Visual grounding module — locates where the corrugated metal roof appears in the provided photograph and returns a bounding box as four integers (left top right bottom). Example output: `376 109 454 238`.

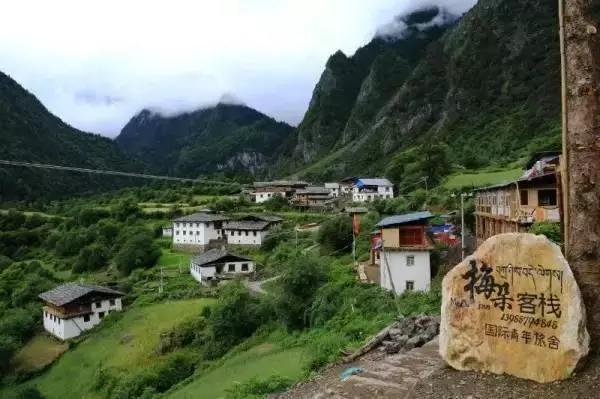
356 178 393 187
39 283 124 306
172 213 229 222
324 183 340 189
191 249 251 267
376 211 434 227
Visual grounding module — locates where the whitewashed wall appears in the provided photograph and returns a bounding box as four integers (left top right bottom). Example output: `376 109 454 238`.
225 230 268 246
379 251 430 295
173 222 222 246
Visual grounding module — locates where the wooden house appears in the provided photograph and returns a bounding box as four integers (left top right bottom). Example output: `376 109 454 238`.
252 180 308 203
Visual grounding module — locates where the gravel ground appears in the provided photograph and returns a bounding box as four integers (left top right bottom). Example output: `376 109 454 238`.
410 351 600 399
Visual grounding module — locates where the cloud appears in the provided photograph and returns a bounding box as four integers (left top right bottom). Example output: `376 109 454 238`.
0 0 476 137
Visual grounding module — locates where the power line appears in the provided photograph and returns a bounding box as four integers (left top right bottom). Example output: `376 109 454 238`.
0 159 239 186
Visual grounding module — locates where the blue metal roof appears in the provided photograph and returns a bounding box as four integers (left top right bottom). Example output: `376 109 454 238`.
376 211 434 228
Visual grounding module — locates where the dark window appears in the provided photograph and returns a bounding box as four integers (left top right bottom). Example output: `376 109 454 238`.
406 281 415 291
406 255 415 266
241 263 249 271
399 228 423 246
245 231 248 236
538 189 557 206
84 314 90 322
95 302 102 308
253 231 257 236
520 190 529 206
228 264 235 272
99 312 105 319
109 299 116 306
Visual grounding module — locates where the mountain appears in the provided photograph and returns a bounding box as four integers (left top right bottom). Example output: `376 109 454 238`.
0 71 141 200
116 103 294 178
283 1 567 185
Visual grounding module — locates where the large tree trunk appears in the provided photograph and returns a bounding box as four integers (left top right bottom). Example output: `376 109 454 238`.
564 0 600 344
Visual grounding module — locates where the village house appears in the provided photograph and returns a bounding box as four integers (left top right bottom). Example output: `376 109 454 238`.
39 283 124 340
339 177 357 195
252 180 308 203
172 212 229 251
376 211 435 295
474 152 561 246
223 214 282 246
292 186 333 209
352 178 394 202
162 226 173 238
324 182 340 197
190 249 255 285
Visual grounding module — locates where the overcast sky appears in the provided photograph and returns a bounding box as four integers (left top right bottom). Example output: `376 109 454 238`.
0 0 476 137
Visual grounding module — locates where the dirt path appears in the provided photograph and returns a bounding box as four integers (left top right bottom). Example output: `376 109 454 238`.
274 338 442 399
245 275 281 295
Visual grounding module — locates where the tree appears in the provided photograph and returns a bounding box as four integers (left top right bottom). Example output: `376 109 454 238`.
563 0 600 342
114 232 160 275
274 256 327 329
74 243 109 272
317 216 353 253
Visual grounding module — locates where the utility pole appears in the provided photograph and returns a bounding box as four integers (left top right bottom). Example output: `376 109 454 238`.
561 0 600 342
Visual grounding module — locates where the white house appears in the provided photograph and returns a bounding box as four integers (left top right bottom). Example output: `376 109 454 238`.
324 183 340 198
172 213 229 251
223 215 283 246
376 211 434 295
162 226 173 238
253 181 308 203
39 283 124 340
352 178 394 202
190 249 255 285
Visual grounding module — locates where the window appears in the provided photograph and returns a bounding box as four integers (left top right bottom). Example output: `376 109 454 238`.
241 263 249 271
109 299 116 306
399 228 423 246
84 314 90 322
183 230 187 235
95 302 102 308
58 318 61 325
538 189 557 206
386 187 390 192
245 231 248 236
405 281 415 291
253 231 257 236
98 312 105 319
406 255 415 266
176 230 179 235
196 231 200 235
520 190 529 206
228 264 235 272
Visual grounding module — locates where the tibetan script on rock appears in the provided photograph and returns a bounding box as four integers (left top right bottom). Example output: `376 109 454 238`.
439 233 589 383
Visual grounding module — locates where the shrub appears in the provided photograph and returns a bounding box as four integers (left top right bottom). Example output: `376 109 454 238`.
0 334 17 373
225 376 293 399
203 283 265 359
74 243 109 272
274 256 327 330
317 216 352 253
157 317 208 354
114 232 161 275
262 196 289 211
7 386 45 399
529 221 561 245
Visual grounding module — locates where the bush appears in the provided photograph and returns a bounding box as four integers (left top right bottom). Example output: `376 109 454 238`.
529 221 561 245
0 334 17 373
262 196 289 211
274 256 327 330
203 283 265 359
157 316 208 354
317 216 352 253
114 232 161 275
74 243 109 272
7 386 45 399
226 376 293 399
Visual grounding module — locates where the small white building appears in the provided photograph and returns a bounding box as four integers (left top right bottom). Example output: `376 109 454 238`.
253 181 308 203
172 213 229 251
324 183 340 198
352 178 394 202
162 226 173 238
190 249 255 285
376 212 434 295
39 283 124 340
223 215 283 246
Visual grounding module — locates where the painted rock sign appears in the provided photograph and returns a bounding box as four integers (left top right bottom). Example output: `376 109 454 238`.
439 233 589 383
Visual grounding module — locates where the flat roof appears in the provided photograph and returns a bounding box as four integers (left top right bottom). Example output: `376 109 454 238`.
376 211 434 228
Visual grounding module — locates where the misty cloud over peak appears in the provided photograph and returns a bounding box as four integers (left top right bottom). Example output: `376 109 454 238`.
0 0 476 137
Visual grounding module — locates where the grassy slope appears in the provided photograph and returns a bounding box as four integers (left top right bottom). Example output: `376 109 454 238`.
168 344 307 399
9 299 212 399
10 335 69 373
443 168 522 190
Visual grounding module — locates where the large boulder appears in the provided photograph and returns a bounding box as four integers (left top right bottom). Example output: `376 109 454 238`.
439 233 589 383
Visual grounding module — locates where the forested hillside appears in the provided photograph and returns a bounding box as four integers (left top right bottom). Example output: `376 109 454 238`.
0 71 142 201
116 104 294 179
280 0 567 189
